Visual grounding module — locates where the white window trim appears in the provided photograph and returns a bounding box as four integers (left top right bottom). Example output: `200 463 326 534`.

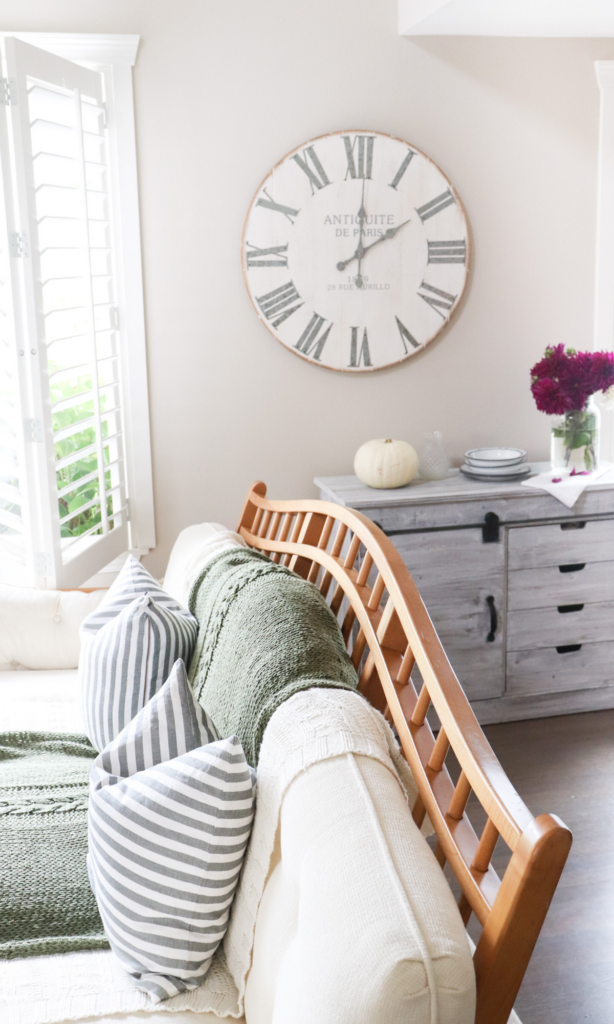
0 31 155 567
594 61 614 463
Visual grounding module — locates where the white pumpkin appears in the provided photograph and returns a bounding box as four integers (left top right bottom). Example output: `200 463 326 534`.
354 438 419 490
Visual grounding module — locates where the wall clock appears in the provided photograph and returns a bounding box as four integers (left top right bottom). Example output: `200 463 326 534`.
241 130 469 373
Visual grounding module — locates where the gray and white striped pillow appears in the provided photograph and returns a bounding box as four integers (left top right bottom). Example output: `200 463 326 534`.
88 659 256 1003
80 557 198 751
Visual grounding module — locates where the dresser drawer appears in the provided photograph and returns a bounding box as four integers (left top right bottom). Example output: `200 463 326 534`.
508 518 614 570
507 641 614 695
393 527 503 585
413 644 504 702
421 580 504 651
415 581 505 701
507 601 614 651
508 561 614 611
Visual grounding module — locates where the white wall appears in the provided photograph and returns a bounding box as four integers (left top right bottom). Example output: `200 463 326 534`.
1 0 613 575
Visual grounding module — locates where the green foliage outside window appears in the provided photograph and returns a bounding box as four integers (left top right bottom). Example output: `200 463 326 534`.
51 373 113 539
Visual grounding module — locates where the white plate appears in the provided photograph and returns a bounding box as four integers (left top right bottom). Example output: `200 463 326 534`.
465 447 526 468
460 464 531 481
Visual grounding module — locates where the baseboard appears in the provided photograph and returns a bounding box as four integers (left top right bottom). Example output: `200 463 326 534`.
471 683 614 726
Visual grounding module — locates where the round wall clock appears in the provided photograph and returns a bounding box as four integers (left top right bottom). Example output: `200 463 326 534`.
241 130 469 373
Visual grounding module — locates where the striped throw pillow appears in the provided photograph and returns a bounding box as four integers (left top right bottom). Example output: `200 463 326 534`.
88 659 256 1003
80 556 198 751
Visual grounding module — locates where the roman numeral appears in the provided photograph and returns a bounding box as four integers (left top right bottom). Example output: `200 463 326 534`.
292 146 331 194
389 149 415 190
295 313 333 362
256 281 304 328
416 189 456 222
349 327 372 368
427 239 466 264
395 316 420 354
417 281 457 320
246 242 289 268
342 135 374 179
256 188 300 224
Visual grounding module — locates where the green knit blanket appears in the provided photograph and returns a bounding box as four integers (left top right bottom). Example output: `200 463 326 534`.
188 548 358 766
0 732 109 960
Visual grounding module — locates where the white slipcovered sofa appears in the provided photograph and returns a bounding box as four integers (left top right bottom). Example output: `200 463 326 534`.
0 524 481 1024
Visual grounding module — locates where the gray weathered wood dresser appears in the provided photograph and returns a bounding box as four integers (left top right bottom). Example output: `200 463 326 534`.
315 465 614 724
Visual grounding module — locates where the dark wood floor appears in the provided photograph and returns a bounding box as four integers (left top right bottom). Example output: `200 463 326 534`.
466 709 614 1024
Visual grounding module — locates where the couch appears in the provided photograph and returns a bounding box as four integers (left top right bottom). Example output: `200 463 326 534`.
1 483 570 1023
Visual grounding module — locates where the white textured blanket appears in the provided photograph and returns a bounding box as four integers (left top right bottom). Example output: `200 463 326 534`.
1 689 420 1024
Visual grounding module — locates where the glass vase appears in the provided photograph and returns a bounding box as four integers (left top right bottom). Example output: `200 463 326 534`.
419 431 450 481
550 397 601 472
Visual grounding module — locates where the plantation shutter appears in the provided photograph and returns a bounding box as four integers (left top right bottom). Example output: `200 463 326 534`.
0 37 130 587
0 152 27 586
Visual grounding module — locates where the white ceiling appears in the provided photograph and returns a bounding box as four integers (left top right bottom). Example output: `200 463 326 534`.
399 0 614 37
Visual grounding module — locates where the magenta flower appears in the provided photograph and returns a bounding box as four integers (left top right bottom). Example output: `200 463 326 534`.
531 377 569 415
530 345 614 413
590 351 614 391
531 344 569 381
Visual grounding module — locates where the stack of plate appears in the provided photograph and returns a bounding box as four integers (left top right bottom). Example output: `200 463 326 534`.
461 448 531 482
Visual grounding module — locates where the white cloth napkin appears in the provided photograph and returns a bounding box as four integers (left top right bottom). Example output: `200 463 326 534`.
521 461 614 508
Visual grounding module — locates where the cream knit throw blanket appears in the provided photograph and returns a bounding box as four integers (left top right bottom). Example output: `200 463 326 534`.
0 690 420 1024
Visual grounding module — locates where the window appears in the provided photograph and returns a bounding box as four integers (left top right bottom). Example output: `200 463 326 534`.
0 34 154 588
595 61 614 464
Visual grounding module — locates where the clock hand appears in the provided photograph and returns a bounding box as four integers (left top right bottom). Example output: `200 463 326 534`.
354 179 367 288
336 218 412 273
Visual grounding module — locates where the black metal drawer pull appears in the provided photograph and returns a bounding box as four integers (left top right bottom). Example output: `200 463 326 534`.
560 521 586 531
486 595 497 642
482 512 500 543
557 603 584 614
556 644 583 654
558 563 586 573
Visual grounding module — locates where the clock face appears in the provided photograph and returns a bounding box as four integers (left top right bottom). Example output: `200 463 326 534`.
242 130 469 372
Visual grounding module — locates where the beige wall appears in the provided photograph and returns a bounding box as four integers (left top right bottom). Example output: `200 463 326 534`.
2 0 614 575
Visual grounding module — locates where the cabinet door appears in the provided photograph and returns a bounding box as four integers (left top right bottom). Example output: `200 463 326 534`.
393 529 505 701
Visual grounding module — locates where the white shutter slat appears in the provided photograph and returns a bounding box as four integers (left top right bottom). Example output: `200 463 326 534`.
3 36 128 586
0 79 29 585
57 455 123 500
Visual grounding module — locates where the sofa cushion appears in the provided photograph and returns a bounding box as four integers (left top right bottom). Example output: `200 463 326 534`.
88 660 256 1004
244 751 476 1024
0 669 82 733
0 585 106 671
80 557 198 751
163 523 246 608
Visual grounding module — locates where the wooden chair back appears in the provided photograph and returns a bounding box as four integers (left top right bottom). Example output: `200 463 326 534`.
237 481 572 1024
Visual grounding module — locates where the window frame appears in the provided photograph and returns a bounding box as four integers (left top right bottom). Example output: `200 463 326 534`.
594 61 614 463
0 32 154 587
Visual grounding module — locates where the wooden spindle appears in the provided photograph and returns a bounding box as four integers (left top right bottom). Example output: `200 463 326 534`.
252 506 263 535
344 533 361 570
428 728 450 773
342 604 357 644
282 513 304 566
448 770 471 821
259 509 272 539
367 573 386 610
397 645 415 686
330 581 345 616
356 551 373 587
472 819 499 874
268 511 281 540
411 681 431 726
351 628 368 668
319 515 335 551
330 521 348 558
271 512 292 563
